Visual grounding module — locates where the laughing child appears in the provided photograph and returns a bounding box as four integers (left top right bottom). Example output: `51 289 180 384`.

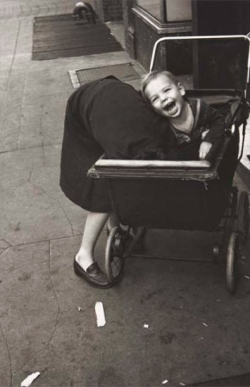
141 71 225 160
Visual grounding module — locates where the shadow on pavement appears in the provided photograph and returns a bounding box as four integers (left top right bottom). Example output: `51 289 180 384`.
189 372 250 386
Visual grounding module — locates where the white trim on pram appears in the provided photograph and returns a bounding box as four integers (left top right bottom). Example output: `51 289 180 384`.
95 158 211 169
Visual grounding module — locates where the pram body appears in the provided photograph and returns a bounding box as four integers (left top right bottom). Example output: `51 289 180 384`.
88 36 250 294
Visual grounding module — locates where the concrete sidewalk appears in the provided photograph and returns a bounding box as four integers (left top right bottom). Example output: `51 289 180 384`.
0 2 250 387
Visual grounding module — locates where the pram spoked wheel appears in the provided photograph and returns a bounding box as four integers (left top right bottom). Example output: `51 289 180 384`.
105 226 125 283
238 191 249 243
226 232 240 294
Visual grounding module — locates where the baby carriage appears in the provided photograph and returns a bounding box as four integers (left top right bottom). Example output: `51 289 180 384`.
88 35 250 294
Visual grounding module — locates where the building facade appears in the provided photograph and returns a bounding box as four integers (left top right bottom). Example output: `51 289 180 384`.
94 0 193 73
94 0 250 84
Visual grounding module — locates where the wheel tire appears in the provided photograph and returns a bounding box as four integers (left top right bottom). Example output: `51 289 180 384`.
226 232 240 294
238 191 249 243
105 226 125 283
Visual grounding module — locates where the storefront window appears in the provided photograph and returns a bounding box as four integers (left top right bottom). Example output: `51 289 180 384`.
135 0 192 24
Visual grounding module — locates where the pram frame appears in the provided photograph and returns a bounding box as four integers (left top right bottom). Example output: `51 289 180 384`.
88 35 250 294
149 34 250 97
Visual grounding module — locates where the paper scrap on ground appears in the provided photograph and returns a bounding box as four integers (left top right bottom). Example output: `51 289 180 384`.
21 372 40 387
95 301 106 327
143 324 149 328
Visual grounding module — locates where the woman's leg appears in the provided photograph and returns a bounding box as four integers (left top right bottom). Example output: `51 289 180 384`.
76 211 110 270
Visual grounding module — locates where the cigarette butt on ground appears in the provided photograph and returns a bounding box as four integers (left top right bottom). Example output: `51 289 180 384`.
162 380 168 384
143 324 149 328
21 372 40 387
95 301 106 327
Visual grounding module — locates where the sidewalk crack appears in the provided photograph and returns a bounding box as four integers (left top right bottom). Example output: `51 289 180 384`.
0 246 11 257
17 64 27 151
0 20 21 121
39 103 46 161
0 321 13 387
18 69 45 154
0 239 12 256
28 167 75 236
12 241 61 377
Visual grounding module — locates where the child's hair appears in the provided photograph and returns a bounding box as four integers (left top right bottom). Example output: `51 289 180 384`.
141 70 178 103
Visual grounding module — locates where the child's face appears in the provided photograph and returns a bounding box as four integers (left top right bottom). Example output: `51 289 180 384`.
145 74 186 118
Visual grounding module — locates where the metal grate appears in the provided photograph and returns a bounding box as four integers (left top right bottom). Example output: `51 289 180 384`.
69 63 141 88
33 16 123 61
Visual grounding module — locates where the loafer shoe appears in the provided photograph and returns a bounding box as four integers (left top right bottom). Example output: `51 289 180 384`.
73 258 112 288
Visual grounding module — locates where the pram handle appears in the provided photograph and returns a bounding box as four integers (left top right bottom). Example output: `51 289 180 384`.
149 34 250 97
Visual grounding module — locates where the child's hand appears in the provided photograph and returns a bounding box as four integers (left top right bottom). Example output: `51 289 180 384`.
199 141 212 159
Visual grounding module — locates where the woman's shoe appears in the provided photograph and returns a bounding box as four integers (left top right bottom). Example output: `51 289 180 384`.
73 258 112 288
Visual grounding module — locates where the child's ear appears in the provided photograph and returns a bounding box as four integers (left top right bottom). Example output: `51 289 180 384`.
178 82 186 96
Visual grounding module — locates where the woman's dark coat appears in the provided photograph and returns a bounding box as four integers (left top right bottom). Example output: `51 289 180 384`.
60 77 165 212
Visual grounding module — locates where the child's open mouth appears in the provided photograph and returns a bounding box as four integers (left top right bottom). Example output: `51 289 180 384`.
164 101 178 115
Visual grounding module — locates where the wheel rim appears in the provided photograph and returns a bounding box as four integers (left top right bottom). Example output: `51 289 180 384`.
226 232 240 294
105 227 125 283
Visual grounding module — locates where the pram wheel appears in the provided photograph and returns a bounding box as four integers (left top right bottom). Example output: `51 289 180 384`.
226 232 240 294
238 191 249 243
105 226 125 283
